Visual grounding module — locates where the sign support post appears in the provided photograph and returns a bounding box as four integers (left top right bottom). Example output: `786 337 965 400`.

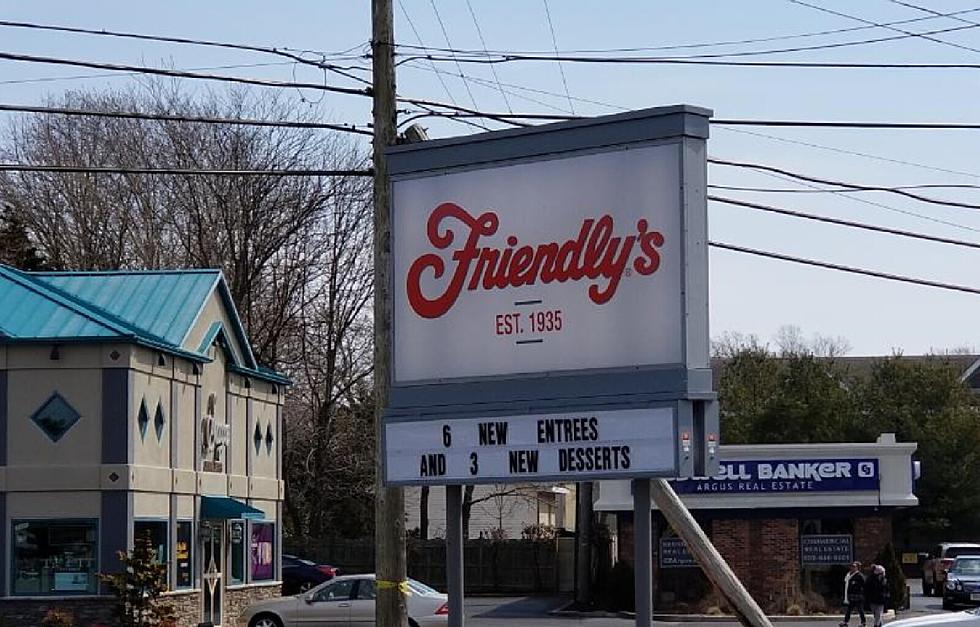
445 485 465 627
633 479 653 627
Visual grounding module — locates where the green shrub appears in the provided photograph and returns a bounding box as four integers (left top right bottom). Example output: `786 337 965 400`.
875 542 908 610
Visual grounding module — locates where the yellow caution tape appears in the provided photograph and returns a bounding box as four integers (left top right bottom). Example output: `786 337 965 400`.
376 579 412 595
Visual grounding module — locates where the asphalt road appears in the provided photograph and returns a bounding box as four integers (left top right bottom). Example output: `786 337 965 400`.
462 580 955 626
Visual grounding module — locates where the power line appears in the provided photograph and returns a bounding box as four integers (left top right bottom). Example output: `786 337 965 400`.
428 0 479 109
715 119 980 129
741 164 980 234
404 52 980 70
0 61 299 87
464 0 512 114
392 7 980 56
710 183 980 193
0 50 370 97
398 0 459 108
710 241 980 296
710 195 980 250
0 102 373 135
713 126 980 180
542 0 575 115
0 164 373 176
709 157 980 211
0 19 368 77
786 0 980 55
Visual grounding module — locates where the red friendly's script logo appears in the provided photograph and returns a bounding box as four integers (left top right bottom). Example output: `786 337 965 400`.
406 202 666 319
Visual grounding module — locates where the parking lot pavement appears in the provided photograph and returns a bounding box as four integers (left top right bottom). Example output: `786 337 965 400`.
460 583 954 626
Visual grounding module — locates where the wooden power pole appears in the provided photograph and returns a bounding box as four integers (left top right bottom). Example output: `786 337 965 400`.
372 0 407 625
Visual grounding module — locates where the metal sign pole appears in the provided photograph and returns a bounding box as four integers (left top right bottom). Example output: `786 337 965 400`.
633 479 652 627
446 485 465 627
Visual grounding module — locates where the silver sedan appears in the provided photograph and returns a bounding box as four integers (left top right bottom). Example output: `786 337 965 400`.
890 608 980 626
236 574 450 627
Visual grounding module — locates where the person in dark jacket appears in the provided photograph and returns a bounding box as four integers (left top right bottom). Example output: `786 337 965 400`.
865 564 888 627
841 561 867 627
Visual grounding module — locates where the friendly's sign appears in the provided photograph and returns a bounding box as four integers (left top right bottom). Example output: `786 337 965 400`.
392 144 684 382
383 106 716 486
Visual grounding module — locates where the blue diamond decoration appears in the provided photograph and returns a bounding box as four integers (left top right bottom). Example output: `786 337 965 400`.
138 398 150 439
154 403 166 440
30 393 81 442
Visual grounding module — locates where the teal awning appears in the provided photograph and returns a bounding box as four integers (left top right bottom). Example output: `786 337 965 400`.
200 496 265 520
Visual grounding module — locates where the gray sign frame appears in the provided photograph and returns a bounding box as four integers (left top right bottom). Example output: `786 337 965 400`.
383 105 718 485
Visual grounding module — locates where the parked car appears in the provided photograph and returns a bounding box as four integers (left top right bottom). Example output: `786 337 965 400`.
281 554 339 595
238 574 449 627
945 556 980 610
890 608 980 626
925 544 980 596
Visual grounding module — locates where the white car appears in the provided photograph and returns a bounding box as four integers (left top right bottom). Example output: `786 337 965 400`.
236 574 450 627
890 608 980 626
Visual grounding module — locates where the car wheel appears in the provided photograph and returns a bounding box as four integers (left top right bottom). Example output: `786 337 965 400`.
943 598 955 611
408 620 420 627
250 613 283 627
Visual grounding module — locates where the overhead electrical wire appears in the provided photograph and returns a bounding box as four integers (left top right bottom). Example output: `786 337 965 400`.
0 164 373 176
392 6 980 56
428 0 479 109
464 0 512 113
710 183 980 193
398 0 459 108
709 158 980 211
710 241 980 296
741 166 980 234
0 19 367 77
786 0 980 55
542 0 575 115
0 103 373 135
710 196 980 250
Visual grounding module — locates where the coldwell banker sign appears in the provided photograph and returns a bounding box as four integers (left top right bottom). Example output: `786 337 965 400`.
672 459 880 494
383 106 717 486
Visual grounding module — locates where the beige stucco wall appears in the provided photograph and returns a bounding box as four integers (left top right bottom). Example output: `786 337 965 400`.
6 361 103 468
7 491 101 519
134 491 170 518
251 399 278 479
174 380 197 471
182 293 248 366
228 392 248 477
132 369 173 467
248 499 278 521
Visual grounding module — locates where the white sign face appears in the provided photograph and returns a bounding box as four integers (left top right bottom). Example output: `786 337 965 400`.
384 407 676 485
392 143 683 383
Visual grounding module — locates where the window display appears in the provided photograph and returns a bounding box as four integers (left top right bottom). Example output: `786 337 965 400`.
175 521 193 588
12 520 98 595
250 522 275 581
229 520 246 584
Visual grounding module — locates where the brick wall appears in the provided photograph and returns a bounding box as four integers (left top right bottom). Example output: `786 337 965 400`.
0 597 114 627
164 589 201 627
225 582 282 626
708 518 800 613
854 515 893 565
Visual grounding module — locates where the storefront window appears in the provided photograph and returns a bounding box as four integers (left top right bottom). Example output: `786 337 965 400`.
250 522 275 581
134 520 168 566
229 520 247 584
175 521 194 588
12 520 99 596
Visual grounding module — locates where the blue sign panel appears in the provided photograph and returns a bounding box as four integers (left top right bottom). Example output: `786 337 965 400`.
801 535 853 566
660 537 696 568
671 459 879 495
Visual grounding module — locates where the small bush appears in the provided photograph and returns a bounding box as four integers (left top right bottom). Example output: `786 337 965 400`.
600 561 635 612
41 609 75 627
786 603 802 616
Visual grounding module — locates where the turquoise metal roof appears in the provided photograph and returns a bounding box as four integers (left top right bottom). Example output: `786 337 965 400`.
0 264 288 384
32 269 220 347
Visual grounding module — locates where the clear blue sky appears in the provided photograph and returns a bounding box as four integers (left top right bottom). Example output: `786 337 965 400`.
1 0 978 356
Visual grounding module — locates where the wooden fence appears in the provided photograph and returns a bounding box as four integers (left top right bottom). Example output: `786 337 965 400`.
286 538 567 594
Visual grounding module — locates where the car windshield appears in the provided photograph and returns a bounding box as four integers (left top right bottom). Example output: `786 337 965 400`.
946 547 980 559
407 579 439 595
952 558 980 575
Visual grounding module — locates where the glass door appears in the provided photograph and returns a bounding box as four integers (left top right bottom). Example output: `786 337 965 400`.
202 522 224 626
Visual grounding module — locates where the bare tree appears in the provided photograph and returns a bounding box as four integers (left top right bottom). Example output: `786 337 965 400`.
0 82 376 540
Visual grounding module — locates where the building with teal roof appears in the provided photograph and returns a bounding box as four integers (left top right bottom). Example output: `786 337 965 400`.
0 264 287 626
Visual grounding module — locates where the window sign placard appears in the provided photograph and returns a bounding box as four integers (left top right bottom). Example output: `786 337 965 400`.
385 407 676 486
660 537 696 569
801 535 853 566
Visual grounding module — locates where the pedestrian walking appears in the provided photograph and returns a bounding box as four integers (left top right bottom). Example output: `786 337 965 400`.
841 561 867 627
865 564 888 627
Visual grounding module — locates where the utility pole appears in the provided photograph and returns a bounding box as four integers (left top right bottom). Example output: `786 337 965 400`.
372 0 407 625
574 482 593 607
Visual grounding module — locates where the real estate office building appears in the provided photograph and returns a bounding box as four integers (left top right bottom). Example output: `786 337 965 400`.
0 265 287 626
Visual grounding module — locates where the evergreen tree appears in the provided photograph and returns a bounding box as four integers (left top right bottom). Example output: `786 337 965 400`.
100 532 175 627
0 206 45 270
